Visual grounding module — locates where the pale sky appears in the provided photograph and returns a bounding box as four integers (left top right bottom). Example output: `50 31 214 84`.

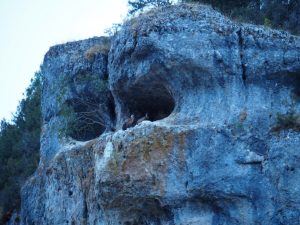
0 0 128 121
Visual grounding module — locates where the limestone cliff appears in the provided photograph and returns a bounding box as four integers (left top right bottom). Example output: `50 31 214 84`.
20 4 300 225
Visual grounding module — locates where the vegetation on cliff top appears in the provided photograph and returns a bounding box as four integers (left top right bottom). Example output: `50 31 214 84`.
128 0 300 35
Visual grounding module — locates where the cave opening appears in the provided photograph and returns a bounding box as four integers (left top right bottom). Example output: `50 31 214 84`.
290 72 300 101
121 81 175 125
267 70 300 101
64 92 115 141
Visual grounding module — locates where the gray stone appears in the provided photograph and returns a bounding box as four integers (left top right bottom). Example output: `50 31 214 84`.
40 37 114 164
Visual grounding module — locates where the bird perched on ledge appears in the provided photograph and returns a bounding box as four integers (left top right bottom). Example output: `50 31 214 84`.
137 113 149 124
122 114 135 130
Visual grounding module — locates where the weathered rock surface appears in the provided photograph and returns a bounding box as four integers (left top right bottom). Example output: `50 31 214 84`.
40 37 114 164
21 4 300 225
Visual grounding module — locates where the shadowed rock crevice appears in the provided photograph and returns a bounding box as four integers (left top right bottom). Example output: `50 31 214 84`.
63 90 116 141
120 198 173 225
266 70 300 100
283 71 300 101
63 98 105 142
118 80 175 125
237 28 247 84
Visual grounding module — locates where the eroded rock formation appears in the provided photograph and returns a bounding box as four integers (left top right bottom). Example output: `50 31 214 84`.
21 4 300 225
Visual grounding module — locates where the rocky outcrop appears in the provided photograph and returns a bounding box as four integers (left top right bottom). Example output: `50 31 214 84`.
21 4 300 225
40 37 114 164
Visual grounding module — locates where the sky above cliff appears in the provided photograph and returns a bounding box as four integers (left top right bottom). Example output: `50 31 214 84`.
0 0 128 121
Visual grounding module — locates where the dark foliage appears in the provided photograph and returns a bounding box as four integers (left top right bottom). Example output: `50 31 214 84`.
0 72 42 224
272 110 300 132
129 0 300 35
185 0 300 34
262 0 300 35
128 0 173 15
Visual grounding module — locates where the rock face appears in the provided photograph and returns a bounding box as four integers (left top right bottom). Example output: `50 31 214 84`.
40 37 114 164
21 4 300 225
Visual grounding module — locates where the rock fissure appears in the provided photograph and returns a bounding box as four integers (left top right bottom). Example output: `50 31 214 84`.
237 28 247 85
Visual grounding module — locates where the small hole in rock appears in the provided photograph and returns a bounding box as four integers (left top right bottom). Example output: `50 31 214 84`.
97 203 101 210
185 181 188 188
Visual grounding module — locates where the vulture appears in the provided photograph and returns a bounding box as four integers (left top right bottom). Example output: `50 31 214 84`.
122 114 135 130
137 113 149 124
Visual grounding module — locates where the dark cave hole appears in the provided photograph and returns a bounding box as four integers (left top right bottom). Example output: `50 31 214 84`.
67 99 105 141
64 92 115 141
121 82 175 125
267 71 300 101
291 73 300 101
283 71 300 101
121 198 173 225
